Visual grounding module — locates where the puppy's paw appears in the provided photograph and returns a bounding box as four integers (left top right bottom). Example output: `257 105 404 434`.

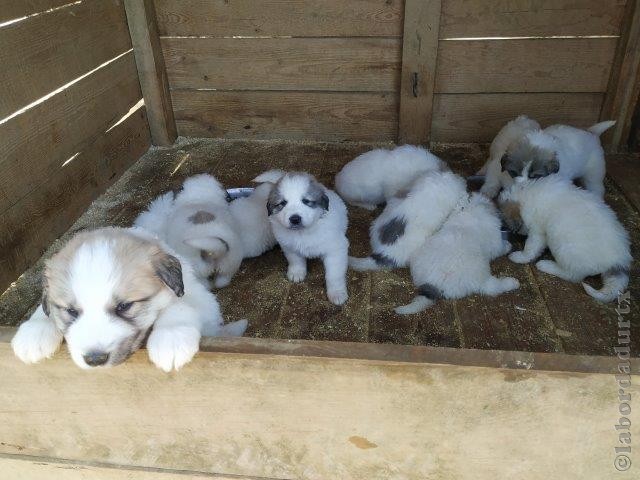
535 260 559 276
502 277 521 292
287 265 307 283
327 288 348 306
147 325 200 372
508 251 531 264
213 275 231 288
11 314 63 364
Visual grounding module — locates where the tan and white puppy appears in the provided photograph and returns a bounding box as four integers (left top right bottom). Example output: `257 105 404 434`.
349 170 468 271
255 169 349 305
499 176 631 302
335 145 446 210
11 228 247 371
396 193 518 314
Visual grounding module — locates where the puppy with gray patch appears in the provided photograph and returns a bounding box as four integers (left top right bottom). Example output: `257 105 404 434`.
11 227 247 371
335 145 446 210
349 170 468 271
395 193 519 314
499 176 631 302
255 169 349 305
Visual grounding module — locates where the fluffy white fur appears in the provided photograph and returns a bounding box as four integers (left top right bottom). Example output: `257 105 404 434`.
349 170 468 271
11 227 247 372
499 176 631 302
256 169 349 305
395 193 519 314
479 115 541 198
335 145 446 210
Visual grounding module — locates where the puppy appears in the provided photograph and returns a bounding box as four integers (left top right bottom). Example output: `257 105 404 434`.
255 169 349 305
499 176 631 302
349 170 468 271
335 145 446 210
11 227 247 371
478 115 541 198
396 193 518 314
228 181 277 258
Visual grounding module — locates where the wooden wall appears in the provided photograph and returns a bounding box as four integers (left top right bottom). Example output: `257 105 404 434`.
0 0 151 293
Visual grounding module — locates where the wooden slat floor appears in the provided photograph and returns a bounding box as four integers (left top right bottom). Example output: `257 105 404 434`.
1 139 637 356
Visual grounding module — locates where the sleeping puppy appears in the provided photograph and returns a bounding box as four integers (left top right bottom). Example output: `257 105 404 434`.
11 227 247 371
349 170 468 271
478 115 541 198
255 169 349 305
396 193 519 314
335 144 446 210
500 120 615 198
499 176 631 302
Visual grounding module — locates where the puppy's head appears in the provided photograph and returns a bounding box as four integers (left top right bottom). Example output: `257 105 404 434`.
266 172 329 230
501 136 559 181
42 228 184 369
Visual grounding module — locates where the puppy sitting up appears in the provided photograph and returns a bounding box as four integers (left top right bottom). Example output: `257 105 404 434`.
11 227 247 371
255 170 349 305
349 170 468 271
396 193 519 314
499 176 631 302
335 145 446 210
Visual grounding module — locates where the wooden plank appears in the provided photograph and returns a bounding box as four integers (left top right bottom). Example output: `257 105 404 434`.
162 37 401 92
607 153 640 211
431 92 604 142
600 0 640 150
154 0 403 37
398 0 441 144
172 90 398 142
0 0 71 23
124 0 177 146
0 0 132 120
440 0 627 38
0 107 150 292
0 342 636 479
0 52 141 217
435 38 617 94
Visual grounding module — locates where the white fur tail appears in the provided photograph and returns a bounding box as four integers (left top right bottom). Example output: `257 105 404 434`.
394 296 434 315
253 169 286 184
582 268 629 303
218 319 248 337
348 256 384 271
588 120 616 137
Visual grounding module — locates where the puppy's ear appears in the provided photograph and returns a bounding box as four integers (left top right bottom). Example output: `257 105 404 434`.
41 276 50 316
266 200 275 216
547 154 560 175
154 253 184 297
319 193 329 211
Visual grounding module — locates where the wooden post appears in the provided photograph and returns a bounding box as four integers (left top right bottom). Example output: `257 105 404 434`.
398 0 442 145
600 0 640 151
124 0 177 146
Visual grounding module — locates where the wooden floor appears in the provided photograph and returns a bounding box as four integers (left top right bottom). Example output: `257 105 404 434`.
1 138 638 356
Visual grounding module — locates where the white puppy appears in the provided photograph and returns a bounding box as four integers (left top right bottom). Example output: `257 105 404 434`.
11 227 247 371
229 181 277 258
349 170 468 271
499 176 631 302
395 193 519 314
255 169 349 305
478 115 541 198
335 144 446 210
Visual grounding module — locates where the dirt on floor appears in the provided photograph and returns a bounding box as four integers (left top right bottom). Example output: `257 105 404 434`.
1 138 638 356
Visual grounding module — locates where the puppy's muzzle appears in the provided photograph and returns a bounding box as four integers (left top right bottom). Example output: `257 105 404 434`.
83 351 110 367
289 214 302 228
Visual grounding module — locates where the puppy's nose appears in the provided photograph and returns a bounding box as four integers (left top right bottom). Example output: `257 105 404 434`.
83 351 109 367
289 214 302 226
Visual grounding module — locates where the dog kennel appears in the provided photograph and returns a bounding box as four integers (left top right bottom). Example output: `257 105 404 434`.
1 0 639 478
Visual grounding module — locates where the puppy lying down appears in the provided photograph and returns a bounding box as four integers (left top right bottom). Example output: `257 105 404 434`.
499 176 631 302
12 227 247 371
335 144 446 210
396 193 518 314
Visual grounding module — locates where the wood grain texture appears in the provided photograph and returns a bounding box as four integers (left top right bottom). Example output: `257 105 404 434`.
172 90 398 141
607 153 640 211
435 38 617 94
431 92 604 142
0 0 71 22
0 52 141 216
398 0 441 144
0 0 132 120
0 108 150 292
162 37 401 91
440 0 627 38
0 342 636 479
124 0 177 146
155 0 403 37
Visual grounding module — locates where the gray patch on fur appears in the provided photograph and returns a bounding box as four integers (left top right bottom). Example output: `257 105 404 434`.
606 265 630 277
417 283 443 301
371 253 397 267
379 216 406 245
267 186 285 216
189 210 216 224
154 254 184 297
502 140 558 179
305 179 329 210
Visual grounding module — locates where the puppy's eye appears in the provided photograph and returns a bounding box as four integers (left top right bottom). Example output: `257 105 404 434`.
277 200 287 208
302 198 316 207
115 302 133 315
66 307 79 319
507 169 520 178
